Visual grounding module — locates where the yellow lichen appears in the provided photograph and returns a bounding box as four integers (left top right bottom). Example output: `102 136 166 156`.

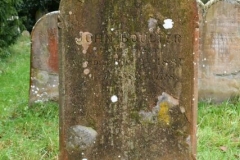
158 101 171 125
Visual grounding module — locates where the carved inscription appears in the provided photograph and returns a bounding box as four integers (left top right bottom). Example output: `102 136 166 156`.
59 0 197 159
75 32 183 96
201 1 240 76
75 33 181 44
199 1 240 102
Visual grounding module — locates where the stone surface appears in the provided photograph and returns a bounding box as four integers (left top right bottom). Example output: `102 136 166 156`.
66 125 97 153
58 1 198 159
29 11 59 104
199 0 240 102
22 30 30 37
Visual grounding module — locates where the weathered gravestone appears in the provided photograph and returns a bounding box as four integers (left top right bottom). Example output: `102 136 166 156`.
29 11 59 104
199 0 240 102
58 1 198 159
196 0 204 41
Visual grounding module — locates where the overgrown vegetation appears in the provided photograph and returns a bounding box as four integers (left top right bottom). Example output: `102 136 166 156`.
198 100 240 159
0 36 239 159
0 0 60 59
201 0 210 4
0 36 59 159
18 0 60 31
0 0 22 57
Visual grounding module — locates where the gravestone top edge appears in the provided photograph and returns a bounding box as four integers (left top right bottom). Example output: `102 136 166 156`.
205 0 240 9
196 0 205 8
31 11 60 35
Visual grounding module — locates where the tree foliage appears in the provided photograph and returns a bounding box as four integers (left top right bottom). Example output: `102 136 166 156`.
0 0 60 57
18 0 60 31
201 0 210 4
0 0 22 57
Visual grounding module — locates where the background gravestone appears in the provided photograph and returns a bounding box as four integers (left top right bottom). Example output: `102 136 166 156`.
29 11 59 104
58 1 198 160
199 0 240 102
196 0 204 47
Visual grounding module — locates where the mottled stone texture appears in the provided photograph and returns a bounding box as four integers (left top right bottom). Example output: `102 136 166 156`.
199 0 240 102
29 11 59 104
59 1 198 159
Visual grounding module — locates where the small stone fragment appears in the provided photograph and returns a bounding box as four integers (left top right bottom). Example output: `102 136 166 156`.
66 125 97 153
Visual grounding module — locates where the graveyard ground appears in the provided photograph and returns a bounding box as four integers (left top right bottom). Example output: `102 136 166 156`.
0 35 239 159
0 36 59 160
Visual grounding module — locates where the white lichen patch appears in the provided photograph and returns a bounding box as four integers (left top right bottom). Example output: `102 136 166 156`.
111 95 118 103
180 106 186 113
36 71 49 84
160 92 179 106
163 19 174 29
75 31 93 54
148 18 158 32
185 135 191 146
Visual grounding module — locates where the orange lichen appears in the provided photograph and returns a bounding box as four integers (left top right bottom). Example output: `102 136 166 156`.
158 101 171 125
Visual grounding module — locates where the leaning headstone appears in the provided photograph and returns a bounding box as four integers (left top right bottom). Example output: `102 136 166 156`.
199 0 240 102
29 11 59 104
58 1 198 159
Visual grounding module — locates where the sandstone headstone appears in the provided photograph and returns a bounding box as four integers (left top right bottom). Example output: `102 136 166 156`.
199 0 240 102
22 30 30 37
29 11 59 104
58 1 198 159
196 0 204 57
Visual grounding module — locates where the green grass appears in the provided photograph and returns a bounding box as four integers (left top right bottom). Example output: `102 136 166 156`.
0 36 59 160
0 35 239 159
198 100 240 160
